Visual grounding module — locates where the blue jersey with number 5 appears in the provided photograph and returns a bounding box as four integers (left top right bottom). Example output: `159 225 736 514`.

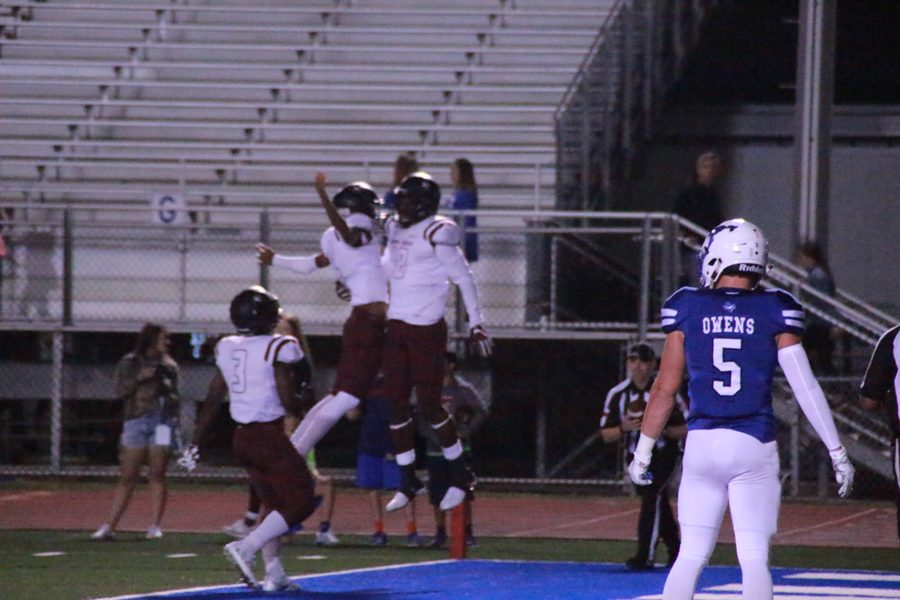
661 286 805 443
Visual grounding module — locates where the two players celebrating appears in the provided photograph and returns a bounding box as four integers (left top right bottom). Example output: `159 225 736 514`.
184 170 491 590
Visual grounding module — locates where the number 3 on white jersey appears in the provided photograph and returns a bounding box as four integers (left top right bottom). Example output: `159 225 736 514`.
712 338 742 396
230 349 248 393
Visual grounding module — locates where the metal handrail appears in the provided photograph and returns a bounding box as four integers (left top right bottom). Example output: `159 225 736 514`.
553 0 624 121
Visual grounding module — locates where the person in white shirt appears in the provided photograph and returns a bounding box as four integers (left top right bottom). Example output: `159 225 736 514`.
256 173 388 458
184 286 315 592
380 171 492 513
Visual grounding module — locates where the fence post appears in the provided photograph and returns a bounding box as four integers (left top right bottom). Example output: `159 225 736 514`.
50 329 64 473
580 110 591 209
62 209 73 326
789 400 800 497
177 233 188 322
259 209 271 289
638 216 651 340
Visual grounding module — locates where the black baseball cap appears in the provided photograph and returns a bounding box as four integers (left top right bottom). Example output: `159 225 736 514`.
627 342 656 362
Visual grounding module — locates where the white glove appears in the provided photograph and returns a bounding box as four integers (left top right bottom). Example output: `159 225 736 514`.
829 446 854 498
470 325 492 357
627 450 653 486
176 444 200 472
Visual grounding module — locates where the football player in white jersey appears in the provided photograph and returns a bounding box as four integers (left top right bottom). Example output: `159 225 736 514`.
256 173 388 458
628 220 854 599
380 171 492 513
186 286 316 592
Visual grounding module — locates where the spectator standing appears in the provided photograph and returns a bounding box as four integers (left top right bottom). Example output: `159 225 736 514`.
858 324 900 541
383 153 419 211
444 158 479 262
796 242 838 374
672 151 725 233
93 323 180 540
672 151 725 286
417 352 488 548
599 343 687 570
351 377 421 547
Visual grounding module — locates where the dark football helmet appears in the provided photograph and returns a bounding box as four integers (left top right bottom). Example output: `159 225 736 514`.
333 181 382 218
230 285 281 335
394 171 440 227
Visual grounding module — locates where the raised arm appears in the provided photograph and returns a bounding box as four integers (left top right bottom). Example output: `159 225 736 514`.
315 172 363 246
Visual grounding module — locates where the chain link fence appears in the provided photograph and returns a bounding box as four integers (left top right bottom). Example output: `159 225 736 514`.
0 204 894 502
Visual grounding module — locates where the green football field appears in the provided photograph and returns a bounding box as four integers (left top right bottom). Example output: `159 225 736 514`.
2 529 898 600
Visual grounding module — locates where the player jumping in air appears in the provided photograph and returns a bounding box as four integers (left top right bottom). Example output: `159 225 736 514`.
380 171 491 513
183 287 316 592
628 219 854 600
256 173 388 457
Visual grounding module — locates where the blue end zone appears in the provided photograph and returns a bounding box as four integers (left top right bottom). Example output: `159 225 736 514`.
111 560 900 599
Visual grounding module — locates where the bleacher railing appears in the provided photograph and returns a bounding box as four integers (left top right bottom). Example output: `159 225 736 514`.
555 0 718 210
0 204 894 500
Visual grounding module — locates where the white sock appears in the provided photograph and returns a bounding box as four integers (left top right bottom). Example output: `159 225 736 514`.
736 529 773 600
396 449 416 466
289 392 359 455
662 524 717 600
261 538 284 579
442 440 463 461
242 511 289 555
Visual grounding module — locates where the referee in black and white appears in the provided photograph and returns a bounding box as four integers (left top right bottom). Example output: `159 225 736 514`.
859 323 900 541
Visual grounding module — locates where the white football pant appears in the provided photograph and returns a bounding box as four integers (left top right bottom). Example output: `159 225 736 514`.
663 428 780 600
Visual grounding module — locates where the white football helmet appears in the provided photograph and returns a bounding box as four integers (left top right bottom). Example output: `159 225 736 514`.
697 219 770 288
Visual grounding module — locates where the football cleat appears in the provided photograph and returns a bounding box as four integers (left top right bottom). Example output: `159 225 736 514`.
370 531 388 546
224 541 259 590
385 467 426 512
91 524 115 541
222 518 252 539
145 525 163 540
315 529 340 546
262 574 299 592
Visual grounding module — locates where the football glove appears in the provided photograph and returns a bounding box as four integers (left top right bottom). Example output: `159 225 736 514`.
627 451 653 486
470 325 492 357
829 446 855 498
335 281 351 302
176 444 200 473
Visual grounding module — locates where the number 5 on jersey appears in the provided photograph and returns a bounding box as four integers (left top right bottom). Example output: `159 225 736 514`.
712 338 742 396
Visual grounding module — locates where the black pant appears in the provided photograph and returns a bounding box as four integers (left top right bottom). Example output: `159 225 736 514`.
633 455 680 563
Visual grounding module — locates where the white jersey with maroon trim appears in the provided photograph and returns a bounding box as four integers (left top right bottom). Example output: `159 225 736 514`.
215 334 303 424
383 215 484 327
320 213 387 306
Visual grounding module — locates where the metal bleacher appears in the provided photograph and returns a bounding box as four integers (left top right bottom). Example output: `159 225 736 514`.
0 0 615 213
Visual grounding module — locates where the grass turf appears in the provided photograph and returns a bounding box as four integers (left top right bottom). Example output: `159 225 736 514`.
1 530 898 600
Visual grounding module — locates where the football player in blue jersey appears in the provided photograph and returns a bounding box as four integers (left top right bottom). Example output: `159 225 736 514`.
627 219 855 600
